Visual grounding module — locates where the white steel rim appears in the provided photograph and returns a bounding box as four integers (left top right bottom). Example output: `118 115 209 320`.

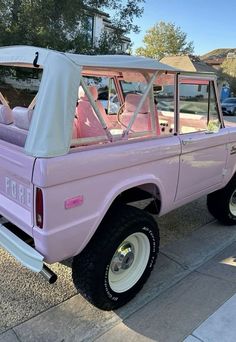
108 232 150 293
229 190 236 216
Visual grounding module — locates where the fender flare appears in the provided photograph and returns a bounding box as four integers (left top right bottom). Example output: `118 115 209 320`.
77 174 166 254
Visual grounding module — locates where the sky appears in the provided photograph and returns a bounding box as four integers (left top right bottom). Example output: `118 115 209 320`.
128 0 236 56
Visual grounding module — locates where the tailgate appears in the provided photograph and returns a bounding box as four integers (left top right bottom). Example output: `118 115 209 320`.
0 141 36 236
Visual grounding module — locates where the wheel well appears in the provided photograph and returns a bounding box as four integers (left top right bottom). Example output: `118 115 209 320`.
111 183 161 209
80 184 161 255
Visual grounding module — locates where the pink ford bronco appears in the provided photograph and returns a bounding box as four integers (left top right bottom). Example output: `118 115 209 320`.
0 46 236 311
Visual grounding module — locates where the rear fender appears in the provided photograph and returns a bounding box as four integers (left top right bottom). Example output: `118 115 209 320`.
78 174 165 253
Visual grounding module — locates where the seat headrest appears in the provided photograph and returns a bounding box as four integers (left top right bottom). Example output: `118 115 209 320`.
125 94 149 114
13 107 33 130
78 86 98 101
0 105 13 124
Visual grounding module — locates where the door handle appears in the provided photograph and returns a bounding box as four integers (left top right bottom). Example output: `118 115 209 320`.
182 139 192 145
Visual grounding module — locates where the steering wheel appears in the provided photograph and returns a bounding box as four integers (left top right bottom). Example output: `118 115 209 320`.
117 103 125 126
117 103 135 133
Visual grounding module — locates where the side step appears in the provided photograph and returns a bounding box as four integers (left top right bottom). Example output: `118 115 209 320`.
0 217 57 283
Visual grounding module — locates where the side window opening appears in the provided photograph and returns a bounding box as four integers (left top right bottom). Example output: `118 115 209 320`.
75 76 122 140
118 79 152 134
82 76 120 115
154 73 175 136
72 71 163 148
178 79 221 134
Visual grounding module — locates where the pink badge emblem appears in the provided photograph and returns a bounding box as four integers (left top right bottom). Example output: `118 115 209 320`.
65 195 84 209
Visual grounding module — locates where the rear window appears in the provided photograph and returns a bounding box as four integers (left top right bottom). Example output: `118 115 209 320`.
0 66 42 108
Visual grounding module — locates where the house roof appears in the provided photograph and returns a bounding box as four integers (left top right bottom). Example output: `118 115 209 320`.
201 48 236 61
84 6 110 18
160 55 216 73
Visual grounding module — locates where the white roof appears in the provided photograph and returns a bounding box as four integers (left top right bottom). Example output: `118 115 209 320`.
0 46 179 157
0 45 179 72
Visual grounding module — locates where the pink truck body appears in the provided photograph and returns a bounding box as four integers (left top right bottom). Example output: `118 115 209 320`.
2 129 235 263
1 46 236 309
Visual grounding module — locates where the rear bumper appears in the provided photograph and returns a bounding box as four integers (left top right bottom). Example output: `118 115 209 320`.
0 219 44 272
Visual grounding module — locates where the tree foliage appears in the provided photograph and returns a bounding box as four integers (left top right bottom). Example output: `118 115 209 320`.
136 21 194 60
0 0 144 53
219 58 236 93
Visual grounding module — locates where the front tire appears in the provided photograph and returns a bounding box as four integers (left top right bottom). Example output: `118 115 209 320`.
72 205 159 310
207 176 236 225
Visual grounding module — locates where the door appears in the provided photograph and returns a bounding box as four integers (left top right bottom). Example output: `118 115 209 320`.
176 77 228 201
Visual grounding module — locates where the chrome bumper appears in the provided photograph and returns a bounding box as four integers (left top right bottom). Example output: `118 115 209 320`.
0 220 44 272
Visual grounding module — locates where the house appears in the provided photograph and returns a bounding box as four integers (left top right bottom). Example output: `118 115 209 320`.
159 55 228 97
83 8 131 53
159 55 216 73
201 48 236 70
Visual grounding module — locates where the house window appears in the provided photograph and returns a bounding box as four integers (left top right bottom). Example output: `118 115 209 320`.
81 15 94 44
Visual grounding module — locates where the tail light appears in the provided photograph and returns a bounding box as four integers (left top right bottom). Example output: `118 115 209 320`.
36 188 44 228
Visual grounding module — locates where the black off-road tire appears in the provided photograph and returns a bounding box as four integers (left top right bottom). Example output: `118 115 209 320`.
207 176 236 225
72 204 159 310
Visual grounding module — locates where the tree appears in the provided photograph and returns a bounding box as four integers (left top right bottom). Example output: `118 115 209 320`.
0 0 144 54
219 58 236 94
136 21 194 60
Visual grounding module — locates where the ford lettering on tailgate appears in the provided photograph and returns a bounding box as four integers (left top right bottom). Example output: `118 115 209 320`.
5 177 31 208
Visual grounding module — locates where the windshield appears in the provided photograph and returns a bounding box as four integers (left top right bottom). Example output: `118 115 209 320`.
120 81 147 97
222 98 236 104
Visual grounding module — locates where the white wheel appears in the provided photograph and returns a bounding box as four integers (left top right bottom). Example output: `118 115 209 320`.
72 205 159 310
108 232 150 293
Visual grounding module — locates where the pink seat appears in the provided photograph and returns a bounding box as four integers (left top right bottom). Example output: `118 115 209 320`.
76 86 110 138
121 94 151 132
12 106 33 130
0 104 13 125
0 106 31 147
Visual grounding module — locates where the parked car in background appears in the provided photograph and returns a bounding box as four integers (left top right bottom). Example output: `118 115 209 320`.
221 97 236 116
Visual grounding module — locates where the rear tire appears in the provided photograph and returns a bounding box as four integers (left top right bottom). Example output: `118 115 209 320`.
207 176 236 225
72 204 159 310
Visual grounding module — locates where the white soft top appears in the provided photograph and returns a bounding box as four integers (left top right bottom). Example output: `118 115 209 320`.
0 45 178 72
0 46 179 157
